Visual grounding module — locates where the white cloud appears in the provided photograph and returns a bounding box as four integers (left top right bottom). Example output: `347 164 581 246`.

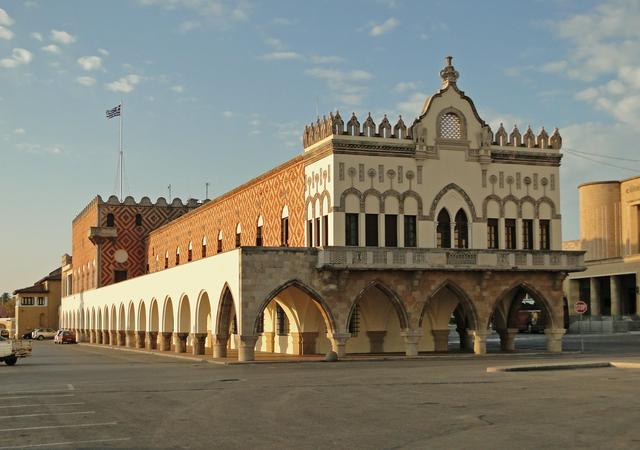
0 8 14 27
305 67 373 83
106 74 143 93
98 48 109 56
50 29 76 45
13 128 25 135
222 110 234 118
260 51 301 61
395 92 428 119
309 55 345 64
369 17 399 36
305 67 374 106
31 32 43 41
140 0 250 26
76 76 96 86
393 81 417 93
265 37 283 49
0 48 33 69
171 84 184 93
77 55 102 71
41 44 60 54
178 20 201 33
0 26 13 40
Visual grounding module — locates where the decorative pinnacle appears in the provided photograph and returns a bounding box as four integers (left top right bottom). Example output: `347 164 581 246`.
440 55 459 88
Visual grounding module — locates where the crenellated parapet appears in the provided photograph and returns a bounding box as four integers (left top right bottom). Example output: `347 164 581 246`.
103 195 200 208
493 123 562 150
303 111 412 149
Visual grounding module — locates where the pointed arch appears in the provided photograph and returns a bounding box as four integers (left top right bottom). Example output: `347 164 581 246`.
138 300 147 332
361 188 383 213
489 281 557 330
215 283 237 337
97 308 102 331
400 190 424 217
347 281 409 332
195 290 212 334
502 194 521 218
127 301 135 331
428 183 478 221
253 279 337 336
118 303 126 331
178 294 191 333
535 196 559 219
338 187 362 213
162 296 175 333
482 194 503 219
454 208 469 249
436 208 451 248
420 279 479 330
149 298 159 332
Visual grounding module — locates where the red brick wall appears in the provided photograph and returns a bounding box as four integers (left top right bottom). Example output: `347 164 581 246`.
147 156 305 272
71 198 99 293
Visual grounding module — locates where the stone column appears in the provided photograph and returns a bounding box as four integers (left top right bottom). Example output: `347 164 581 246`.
125 331 136 348
174 332 188 353
109 330 117 345
589 277 601 317
117 331 126 347
471 330 488 355
159 332 172 351
290 331 319 355
464 331 474 351
610 276 621 318
191 333 207 355
89 330 96 344
431 329 449 352
101 330 109 345
136 331 146 349
146 332 158 350
401 330 422 357
497 328 518 352
263 331 275 353
213 335 229 358
96 330 103 344
238 335 259 362
545 328 565 353
366 330 386 353
327 332 351 358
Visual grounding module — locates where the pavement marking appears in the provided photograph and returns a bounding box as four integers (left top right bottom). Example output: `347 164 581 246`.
0 421 117 433
0 388 77 395
0 402 84 409
0 437 131 449
1 394 75 400
0 411 95 419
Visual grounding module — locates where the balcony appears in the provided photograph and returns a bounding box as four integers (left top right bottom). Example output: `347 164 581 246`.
316 247 586 272
88 226 117 245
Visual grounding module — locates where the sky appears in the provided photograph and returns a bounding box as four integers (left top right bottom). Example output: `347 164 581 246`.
1 0 640 294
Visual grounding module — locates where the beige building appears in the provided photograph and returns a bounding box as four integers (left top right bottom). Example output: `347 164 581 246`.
14 268 62 337
565 177 640 332
60 57 584 361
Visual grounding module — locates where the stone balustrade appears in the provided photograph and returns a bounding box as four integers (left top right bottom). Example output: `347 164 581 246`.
316 247 585 272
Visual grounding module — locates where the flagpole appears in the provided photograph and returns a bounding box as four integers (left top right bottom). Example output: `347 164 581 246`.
119 98 123 201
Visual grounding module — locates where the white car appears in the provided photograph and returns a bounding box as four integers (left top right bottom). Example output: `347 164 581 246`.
31 328 57 340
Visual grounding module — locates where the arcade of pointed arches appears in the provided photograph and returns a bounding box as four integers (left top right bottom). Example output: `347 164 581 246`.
60 276 562 359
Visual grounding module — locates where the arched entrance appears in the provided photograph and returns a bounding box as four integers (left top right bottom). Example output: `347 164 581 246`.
195 291 212 355
490 283 556 352
118 304 126 346
126 302 135 347
345 282 408 354
148 299 160 350
420 281 478 353
254 281 334 357
176 295 191 353
213 286 236 358
137 301 147 349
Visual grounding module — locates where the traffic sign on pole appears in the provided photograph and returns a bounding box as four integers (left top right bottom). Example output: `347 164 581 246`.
575 300 588 314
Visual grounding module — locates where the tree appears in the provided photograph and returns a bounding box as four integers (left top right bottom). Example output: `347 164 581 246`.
0 297 15 318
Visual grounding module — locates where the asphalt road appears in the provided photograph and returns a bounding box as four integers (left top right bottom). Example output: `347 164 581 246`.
1 335 640 449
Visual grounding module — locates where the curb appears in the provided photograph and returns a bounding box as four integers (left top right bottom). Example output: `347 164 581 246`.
77 343 216 364
487 361 612 372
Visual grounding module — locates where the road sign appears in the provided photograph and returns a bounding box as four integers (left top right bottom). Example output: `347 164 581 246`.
575 300 588 314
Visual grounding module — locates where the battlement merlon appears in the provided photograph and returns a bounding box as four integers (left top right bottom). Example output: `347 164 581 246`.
72 195 201 224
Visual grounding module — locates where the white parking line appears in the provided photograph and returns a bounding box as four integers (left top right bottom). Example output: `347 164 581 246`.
0 421 116 433
0 403 84 409
66 384 74 391
0 437 131 449
0 411 95 419
2 394 74 400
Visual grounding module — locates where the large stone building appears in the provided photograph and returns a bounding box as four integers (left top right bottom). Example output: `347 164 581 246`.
14 268 62 337
565 177 640 332
60 57 584 361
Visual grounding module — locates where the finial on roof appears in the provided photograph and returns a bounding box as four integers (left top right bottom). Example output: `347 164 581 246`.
440 55 459 88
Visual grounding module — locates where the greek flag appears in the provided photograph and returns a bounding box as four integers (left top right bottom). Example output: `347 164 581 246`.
106 105 121 119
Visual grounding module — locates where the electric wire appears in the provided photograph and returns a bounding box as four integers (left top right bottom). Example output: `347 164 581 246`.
563 147 640 163
563 149 639 173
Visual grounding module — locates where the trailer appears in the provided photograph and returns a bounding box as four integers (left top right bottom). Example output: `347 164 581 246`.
0 337 32 366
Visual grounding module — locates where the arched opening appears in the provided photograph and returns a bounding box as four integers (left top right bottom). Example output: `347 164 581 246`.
110 305 116 331
214 286 237 357
196 291 213 355
253 281 335 356
436 209 451 248
162 297 175 352
138 301 147 332
281 205 290 247
235 223 242 248
490 284 554 352
150 299 159 332
176 295 191 353
454 209 469 249
118 303 126 346
419 281 477 353
106 213 115 227
345 282 408 354
217 231 223 253
188 241 193 262
175 247 180 265
256 216 264 246
202 236 207 257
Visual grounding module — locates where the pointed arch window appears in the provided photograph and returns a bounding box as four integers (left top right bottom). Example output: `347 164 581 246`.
454 209 469 249
436 209 451 248
256 216 264 246
276 304 289 336
281 206 290 247
188 241 193 262
106 213 115 227
164 251 169 269
175 247 180 265
235 223 242 248
217 230 223 253
202 236 207 257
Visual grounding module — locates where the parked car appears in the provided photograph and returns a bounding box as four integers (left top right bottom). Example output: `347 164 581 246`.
0 336 32 365
0 329 9 338
59 330 76 344
22 331 33 339
31 328 57 340
53 330 64 344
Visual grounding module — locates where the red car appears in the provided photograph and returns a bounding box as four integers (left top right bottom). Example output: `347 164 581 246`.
54 330 76 344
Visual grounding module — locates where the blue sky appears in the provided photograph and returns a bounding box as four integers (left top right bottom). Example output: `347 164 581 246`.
1 0 639 293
